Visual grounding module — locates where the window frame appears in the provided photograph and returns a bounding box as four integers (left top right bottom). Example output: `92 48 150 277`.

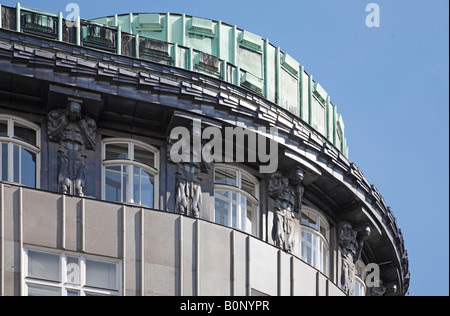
355 260 367 297
101 138 160 209
0 115 41 188
300 207 330 276
22 246 122 297
213 164 260 236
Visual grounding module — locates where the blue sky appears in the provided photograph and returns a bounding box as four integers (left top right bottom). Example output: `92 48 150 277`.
2 0 448 296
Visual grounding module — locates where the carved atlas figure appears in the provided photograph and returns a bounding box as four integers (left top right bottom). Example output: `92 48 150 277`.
48 100 96 197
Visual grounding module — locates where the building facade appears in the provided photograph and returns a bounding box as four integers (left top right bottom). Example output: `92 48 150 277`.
0 4 409 296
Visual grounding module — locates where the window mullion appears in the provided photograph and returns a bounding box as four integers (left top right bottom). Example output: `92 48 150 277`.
80 256 86 293
8 142 13 183
18 146 22 184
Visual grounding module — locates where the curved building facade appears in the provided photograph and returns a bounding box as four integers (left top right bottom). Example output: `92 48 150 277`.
0 4 409 296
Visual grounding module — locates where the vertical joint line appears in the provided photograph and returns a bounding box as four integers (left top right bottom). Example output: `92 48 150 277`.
61 195 66 250
230 230 235 297
275 47 281 105
188 47 194 71
246 236 251 296
264 39 269 99
0 184 4 296
166 12 171 43
181 14 186 46
308 75 313 125
290 256 294 296
316 272 320 296
195 219 200 296
179 216 183 296
140 208 145 296
81 198 85 253
18 187 23 296
300 66 304 120
122 205 126 296
326 96 331 139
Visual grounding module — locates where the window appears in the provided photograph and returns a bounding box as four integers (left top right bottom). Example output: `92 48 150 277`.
355 260 367 297
102 139 159 208
214 165 259 236
23 247 121 296
0 116 40 188
300 208 330 275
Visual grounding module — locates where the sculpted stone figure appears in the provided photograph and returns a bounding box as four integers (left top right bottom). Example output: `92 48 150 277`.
174 163 203 218
48 101 96 197
338 222 372 296
268 172 296 252
268 168 305 253
290 167 305 213
167 127 208 219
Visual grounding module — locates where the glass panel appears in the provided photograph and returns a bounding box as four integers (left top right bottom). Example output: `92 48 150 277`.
240 195 247 232
140 169 154 208
1 143 7 181
300 212 309 226
20 147 36 188
67 290 80 296
241 173 256 197
0 121 7 137
322 242 328 275
14 122 37 147
312 235 317 268
85 292 110 296
66 257 80 285
133 167 140 205
27 251 60 282
307 213 318 230
214 190 229 226
231 192 238 229
122 165 128 203
320 220 329 241
246 200 257 235
356 262 365 279
355 280 365 297
27 284 61 296
214 168 237 187
105 165 122 202
301 211 318 231
85 260 117 290
13 145 19 183
134 145 155 168
105 143 128 160
301 231 312 265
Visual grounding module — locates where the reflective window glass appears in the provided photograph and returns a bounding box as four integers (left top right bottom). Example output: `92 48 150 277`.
85 260 117 290
27 251 60 282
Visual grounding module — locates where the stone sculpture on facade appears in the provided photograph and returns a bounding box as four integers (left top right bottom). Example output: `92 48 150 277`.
338 221 372 296
268 168 305 253
47 100 96 197
167 126 209 219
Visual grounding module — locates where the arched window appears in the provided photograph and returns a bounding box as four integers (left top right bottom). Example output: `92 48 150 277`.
102 139 159 208
213 165 259 236
300 207 330 275
0 116 40 188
